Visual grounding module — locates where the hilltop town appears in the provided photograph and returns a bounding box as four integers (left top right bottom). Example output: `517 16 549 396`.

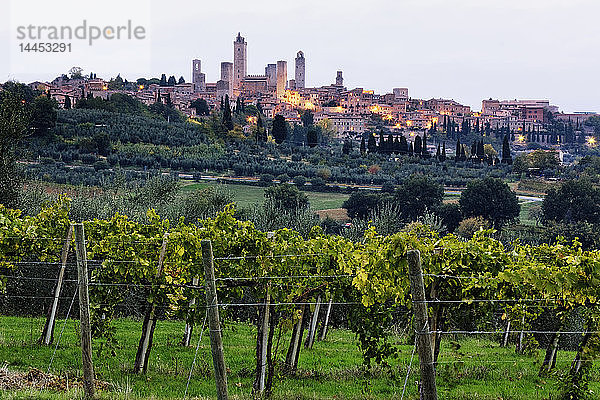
13 32 598 161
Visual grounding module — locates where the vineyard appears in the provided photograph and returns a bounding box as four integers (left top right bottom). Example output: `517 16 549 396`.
1 199 600 399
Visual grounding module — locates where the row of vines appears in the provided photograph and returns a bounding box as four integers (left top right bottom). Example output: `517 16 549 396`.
1 199 599 397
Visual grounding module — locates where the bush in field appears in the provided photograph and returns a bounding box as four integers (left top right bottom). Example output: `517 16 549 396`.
460 177 520 228
542 179 600 224
293 175 307 187
264 184 309 212
343 191 381 219
456 216 490 239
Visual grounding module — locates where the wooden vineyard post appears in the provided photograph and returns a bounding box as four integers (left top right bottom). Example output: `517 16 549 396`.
134 233 168 374
407 250 438 400
305 295 321 349
41 224 74 345
182 275 200 347
502 320 511 347
74 223 95 399
201 240 229 400
285 305 305 372
516 310 525 354
256 284 271 394
319 297 333 341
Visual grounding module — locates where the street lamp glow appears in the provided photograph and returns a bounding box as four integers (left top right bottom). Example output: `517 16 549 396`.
587 137 596 146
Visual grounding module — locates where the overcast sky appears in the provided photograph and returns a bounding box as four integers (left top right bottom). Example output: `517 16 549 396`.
2 0 599 112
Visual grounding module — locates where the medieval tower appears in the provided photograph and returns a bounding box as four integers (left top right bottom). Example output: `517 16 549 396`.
276 60 287 99
192 59 206 92
295 51 305 89
336 70 344 86
233 33 247 90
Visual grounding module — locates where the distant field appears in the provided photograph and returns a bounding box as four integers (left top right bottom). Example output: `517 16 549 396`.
182 182 350 211
519 200 541 226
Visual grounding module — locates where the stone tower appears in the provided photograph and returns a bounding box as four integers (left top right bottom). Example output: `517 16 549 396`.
295 51 305 89
220 62 233 98
265 64 277 89
192 59 206 92
336 70 343 87
233 32 247 90
276 60 287 99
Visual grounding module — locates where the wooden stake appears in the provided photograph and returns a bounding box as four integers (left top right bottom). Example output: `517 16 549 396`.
258 285 271 393
502 320 511 347
41 224 73 345
319 297 333 341
407 250 438 400
74 223 95 399
517 312 525 354
134 233 168 374
182 275 200 347
285 305 305 372
305 295 321 349
201 240 228 400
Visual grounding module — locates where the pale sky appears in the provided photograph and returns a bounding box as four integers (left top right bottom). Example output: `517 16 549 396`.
1 0 599 113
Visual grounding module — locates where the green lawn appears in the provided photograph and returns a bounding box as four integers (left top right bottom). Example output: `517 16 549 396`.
182 182 349 211
0 316 597 399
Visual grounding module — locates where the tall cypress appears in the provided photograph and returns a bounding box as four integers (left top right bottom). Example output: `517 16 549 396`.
360 137 366 155
378 130 386 153
222 94 233 130
367 134 377 153
422 133 429 158
400 136 408 154
414 135 422 155
387 134 394 154
501 135 512 164
477 140 484 159
455 138 461 161
441 141 447 162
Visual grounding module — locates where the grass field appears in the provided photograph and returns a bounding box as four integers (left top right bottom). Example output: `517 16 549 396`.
182 182 349 211
0 316 597 399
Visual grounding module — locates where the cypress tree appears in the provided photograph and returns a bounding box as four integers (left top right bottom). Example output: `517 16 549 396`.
422 133 429 158
441 141 447 162
400 136 408 154
272 114 288 144
435 144 440 159
222 94 233 130
408 141 414 156
256 113 266 142
387 134 394 154
477 140 484 159
414 135 422 155
378 130 386 153
64 96 71 109
360 137 366 155
367 134 377 153
501 134 512 164
455 138 461 161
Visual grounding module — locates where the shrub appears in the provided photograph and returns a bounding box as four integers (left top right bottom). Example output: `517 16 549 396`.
293 175 307 187
456 216 490 239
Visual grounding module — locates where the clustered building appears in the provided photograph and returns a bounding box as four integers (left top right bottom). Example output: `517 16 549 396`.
35 32 597 146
